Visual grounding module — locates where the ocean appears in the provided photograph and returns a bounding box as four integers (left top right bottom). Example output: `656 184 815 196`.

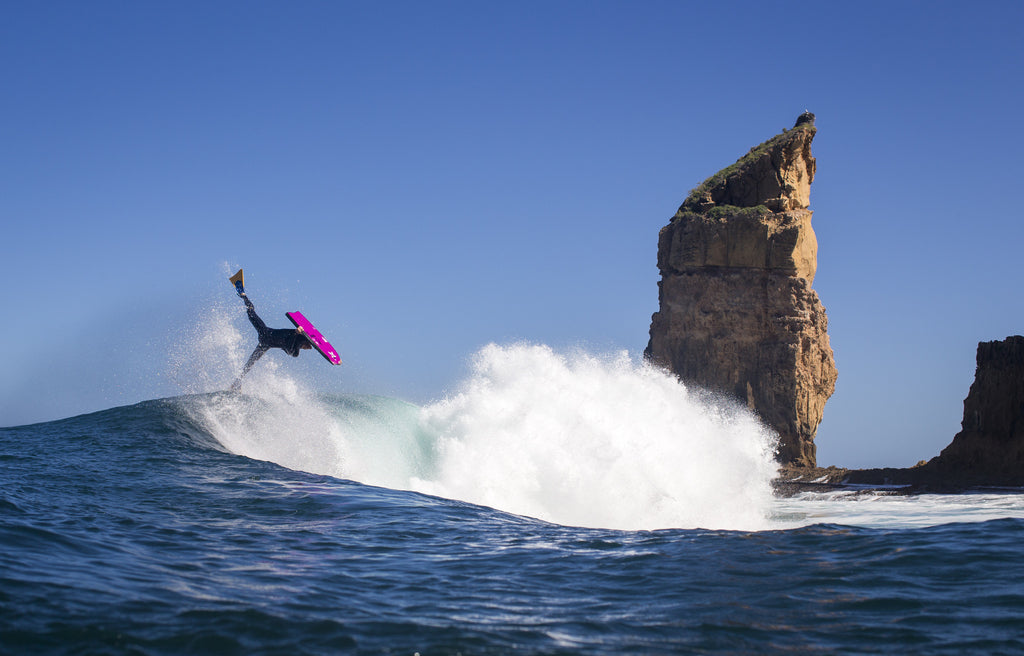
3 343 1024 654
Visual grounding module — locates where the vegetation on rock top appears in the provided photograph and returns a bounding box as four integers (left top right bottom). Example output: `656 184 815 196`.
683 123 815 209
673 204 772 223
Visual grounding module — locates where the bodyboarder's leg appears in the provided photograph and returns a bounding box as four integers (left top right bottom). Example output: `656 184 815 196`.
231 345 269 392
234 283 270 338
243 296 268 334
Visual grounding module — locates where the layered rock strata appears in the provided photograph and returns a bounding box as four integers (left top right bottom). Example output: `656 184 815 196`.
646 113 837 467
928 336 1024 486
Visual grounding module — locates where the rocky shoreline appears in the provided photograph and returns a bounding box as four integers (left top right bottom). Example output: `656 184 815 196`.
774 463 1024 497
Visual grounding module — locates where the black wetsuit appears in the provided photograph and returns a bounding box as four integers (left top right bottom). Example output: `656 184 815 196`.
234 294 307 385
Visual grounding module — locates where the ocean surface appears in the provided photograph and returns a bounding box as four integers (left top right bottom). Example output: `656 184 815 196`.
3 343 1024 654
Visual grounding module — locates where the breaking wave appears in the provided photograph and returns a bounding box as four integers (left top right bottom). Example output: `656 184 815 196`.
172 308 779 530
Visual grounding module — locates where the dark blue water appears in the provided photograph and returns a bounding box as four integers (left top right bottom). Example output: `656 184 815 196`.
3 398 1023 654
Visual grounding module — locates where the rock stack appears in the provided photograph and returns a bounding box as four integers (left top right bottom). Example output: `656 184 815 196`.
646 113 837 467
928 336 1024 486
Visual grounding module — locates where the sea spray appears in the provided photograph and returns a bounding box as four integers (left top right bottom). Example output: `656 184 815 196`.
167 304 247 393
174 312 779 530
410 343 779 531
169 305 348 476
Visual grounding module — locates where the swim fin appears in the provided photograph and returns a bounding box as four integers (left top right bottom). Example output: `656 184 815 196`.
229 268 245 296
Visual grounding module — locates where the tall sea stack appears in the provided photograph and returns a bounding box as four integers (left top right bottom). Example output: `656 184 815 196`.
646 113 837 467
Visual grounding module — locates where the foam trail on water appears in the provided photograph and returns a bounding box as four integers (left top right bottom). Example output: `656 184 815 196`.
773 491 1024 530
410 343 779 531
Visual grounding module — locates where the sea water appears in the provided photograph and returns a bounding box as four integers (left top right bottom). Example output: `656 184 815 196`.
3 328 1024 653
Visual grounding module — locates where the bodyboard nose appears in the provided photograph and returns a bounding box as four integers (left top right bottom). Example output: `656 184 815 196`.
286 311 342 365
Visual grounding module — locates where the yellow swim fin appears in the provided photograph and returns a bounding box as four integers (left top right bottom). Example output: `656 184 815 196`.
229 268 245 295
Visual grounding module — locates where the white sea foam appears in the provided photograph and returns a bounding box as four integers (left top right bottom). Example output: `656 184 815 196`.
175 317 781 531
408 343 780 531
772 490 1024 530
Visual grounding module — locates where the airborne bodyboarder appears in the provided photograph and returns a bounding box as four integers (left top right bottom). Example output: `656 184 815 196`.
229 269 311 390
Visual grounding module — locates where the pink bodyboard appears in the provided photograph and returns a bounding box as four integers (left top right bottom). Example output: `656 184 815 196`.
286 311 342 365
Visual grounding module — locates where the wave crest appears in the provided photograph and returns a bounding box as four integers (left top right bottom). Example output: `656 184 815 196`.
412 344 778 530
178 337 779 530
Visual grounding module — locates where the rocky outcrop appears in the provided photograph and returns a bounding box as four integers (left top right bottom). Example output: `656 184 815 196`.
646 113 837 467
776 336 1024 491
927 336 1024 486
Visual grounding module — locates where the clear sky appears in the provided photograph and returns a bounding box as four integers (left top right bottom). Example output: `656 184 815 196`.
2 1 1022 468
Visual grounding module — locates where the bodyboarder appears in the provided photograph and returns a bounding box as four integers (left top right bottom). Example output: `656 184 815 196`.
229 269 310 390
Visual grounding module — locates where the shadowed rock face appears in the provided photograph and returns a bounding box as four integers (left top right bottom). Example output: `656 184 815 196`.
929 336 1024 485
646 114 836 467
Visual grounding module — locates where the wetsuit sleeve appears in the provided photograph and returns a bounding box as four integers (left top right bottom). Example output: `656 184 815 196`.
290 332 306 357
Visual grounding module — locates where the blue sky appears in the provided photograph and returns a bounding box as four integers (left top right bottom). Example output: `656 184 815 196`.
2 1 1022 468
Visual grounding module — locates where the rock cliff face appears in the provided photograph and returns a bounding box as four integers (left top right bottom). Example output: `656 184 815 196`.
646 113 837 467
928 336 1024 486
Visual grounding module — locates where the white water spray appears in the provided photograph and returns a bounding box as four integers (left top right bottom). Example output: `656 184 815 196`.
174 311 780 530
170 305 347 476
410 344 779 530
